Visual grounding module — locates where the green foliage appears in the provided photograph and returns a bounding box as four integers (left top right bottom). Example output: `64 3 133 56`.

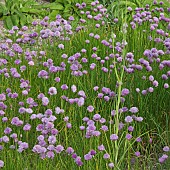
0 0 94 29
0 0 47 29
41 0 93 21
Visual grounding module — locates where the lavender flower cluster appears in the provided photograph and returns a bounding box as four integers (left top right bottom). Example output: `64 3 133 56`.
0 0 169 169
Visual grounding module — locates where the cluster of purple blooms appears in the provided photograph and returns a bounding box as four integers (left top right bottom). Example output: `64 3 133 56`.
0 0 169 169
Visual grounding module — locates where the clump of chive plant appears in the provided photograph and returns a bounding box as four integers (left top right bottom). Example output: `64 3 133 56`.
0 0 169 169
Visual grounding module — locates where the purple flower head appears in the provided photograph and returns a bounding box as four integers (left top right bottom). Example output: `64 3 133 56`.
2 117 8 122
149 138 152 144
135 116 143 122
4 127 12 134
0 160 4 168
90 63 96 70
159 156 167 163
12 26 19 30
135 151 140 157
25 108 33 114
100 118 106 124
121 88 130 96
55 145 64 153
87 124 96 132
153 80 158 87
126 134 132 140
98 144 105 151
77 97 85 107
89 150 96 156
78 90 86 98
71 85 77 93
81 58 88 63
84 154 92 160
128 126 134 132
38 70 48 79
127 6 132 11
32 145 46 154
148 87 154 93
94 34 100 39
51 128 58 135
55 107 64 114
63 116 69 122
129 107 139 113
75 159 83 166
28 61 34 66
110 110 116 116
61 84 68 90
81 49 86 53
61 54 68 59
18 107 26 114
47 145 55 151
48 135 56 144
19 142 28 150
87 105 94 112
136 137 142 142
49 115 56 122
42 97 49 106
20 65 26 72
114 18 118 23
46 151 55 159
91 131 101 137
136 88 140 93
162 154 168 159
55 77 60 82
58 44 64 49
79 126 85 131
22 90 28 96
11 117 19 125
82 117 89 122
104 96 110 101
162 74 168 80
164 83 169 89
45 109 53 116
10 133 17 139
37 135 44 141
66 123 72 129
6 88 11 93
48 87 57 95
93 114 101 121
119 122 124 130
72 153 77 159
85 40 90 44
103 153 110 159
97 93 104 99
45 122 54 129
66 147 74 154
110 134 118 141
125 116 133 123
2 136 9 143
11 92 19 98
26 97 34 105
0 94 6 101
36 124 44 131
69 16 74 21
142 90 147 95
163 146 170 152
108 162 114 168
101 125 108 132
159 154 169 163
